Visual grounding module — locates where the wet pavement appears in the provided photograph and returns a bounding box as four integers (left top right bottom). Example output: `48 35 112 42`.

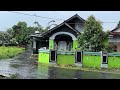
0 49 120 79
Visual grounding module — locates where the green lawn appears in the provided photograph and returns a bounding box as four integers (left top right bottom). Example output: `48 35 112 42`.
0 46 25 59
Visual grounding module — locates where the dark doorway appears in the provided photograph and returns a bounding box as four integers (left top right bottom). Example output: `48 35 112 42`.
102 51 108 64
50 50 56 62
75 51 83 63
102 56 108 64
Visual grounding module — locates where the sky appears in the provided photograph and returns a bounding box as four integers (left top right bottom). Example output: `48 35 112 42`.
0 11 120 31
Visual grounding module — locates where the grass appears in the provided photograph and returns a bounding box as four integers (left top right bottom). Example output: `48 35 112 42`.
0 46 25 59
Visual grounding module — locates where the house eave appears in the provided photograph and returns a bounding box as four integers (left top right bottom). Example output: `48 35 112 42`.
30 33 43 38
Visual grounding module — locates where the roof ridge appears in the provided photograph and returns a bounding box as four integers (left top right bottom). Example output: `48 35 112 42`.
64 14 85 23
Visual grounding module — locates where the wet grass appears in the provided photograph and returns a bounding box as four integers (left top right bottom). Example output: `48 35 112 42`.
0 46 25 59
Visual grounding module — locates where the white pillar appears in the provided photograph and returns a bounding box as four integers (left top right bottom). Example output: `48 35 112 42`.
33 39 36 48
33 37 37 54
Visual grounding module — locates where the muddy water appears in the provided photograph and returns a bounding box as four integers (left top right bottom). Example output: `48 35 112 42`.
0 50 120 79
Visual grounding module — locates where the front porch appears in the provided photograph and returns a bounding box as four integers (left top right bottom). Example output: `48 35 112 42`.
49 33 78 51
32 32 78 54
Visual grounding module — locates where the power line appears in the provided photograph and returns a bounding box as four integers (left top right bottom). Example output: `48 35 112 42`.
7 11 119 24
96 21 119 23
8 11 64 21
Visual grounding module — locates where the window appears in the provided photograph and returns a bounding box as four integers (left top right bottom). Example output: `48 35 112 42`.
76 25 79 28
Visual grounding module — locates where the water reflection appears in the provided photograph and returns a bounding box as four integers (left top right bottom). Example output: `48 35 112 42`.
37 64 49 79
1 56 120 79
37 64 120 79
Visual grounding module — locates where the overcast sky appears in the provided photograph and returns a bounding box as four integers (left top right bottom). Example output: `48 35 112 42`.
0 11 120 31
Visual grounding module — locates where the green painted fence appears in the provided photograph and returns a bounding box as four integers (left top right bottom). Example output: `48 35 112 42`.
38 49 120 68
57 54 75 65
38 50 50 64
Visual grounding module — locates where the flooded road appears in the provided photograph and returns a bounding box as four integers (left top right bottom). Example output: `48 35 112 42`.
0 49 120 79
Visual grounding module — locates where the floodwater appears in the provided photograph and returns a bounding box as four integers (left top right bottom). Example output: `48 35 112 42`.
0 49 120 79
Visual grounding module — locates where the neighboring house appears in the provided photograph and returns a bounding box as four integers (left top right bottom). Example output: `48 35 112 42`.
30 14 85 54
109 22 120 52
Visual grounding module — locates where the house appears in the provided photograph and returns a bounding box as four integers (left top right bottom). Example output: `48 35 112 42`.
30 14 120 66
30 14 85 54
109 22 120 52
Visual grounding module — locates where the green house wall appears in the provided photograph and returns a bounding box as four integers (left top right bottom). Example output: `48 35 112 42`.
49 39 54 50
73 40 78 51
49 39 78 51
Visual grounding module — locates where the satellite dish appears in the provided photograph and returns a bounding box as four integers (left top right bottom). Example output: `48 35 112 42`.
35 31 39 34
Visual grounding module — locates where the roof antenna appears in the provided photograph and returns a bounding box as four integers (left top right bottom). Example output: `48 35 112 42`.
33 13 40 34
35 13 36 22
34 13 42 29
117 20 120 27
46 20 57 30
34 13 37 26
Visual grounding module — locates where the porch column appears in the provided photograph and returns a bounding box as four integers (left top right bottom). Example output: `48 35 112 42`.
33 37 37 54
49 39 54 50
73 40 78 51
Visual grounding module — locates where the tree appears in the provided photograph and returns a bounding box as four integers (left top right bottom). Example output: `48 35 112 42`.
11 22 28 46
0 31 12 45
6 21 48 47
78 15 109 52
6 28 16 44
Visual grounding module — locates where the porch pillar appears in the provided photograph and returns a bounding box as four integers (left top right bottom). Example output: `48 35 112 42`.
73 40 78 51
33 37 37 54
49 39 54 50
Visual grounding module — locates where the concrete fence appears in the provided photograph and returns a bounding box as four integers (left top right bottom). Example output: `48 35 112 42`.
38 49 120 68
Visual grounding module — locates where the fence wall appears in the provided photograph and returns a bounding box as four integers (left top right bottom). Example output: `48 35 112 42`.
38 49 120 68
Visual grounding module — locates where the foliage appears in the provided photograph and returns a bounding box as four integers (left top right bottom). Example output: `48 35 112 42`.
0 46 25 59
0 31 12 45
6 21 47 46
78 15 109 52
